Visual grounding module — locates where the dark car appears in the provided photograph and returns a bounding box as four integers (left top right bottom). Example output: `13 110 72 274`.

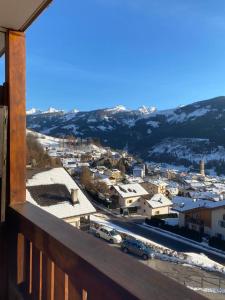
121 239 155 260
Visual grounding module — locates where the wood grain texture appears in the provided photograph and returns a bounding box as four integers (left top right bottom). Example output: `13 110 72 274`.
68 278 82 300
31 245 41 300
0 106 7 222
42 254 54 300
54 265 66 300
5 31 26 205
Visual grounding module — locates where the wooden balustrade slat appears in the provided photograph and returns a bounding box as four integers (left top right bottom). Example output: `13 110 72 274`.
17 234 32 297
82 290 87 300
25 241 32 296
54 265 66 300
8 225 19 300
31 245 41 300
42 254 54 300
17 234 25 285
68 278 82 300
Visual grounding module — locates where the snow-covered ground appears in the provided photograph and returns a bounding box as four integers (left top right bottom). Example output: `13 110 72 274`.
188 287 225 294
90 214 225 276
149 138 225 164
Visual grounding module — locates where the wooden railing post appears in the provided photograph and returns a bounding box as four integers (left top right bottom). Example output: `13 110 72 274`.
4 30 26 300
5 30 26 205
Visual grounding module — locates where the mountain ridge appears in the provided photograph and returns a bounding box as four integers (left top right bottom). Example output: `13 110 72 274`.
27 96 225 174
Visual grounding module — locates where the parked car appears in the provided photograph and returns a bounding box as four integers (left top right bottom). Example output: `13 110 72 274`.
121 239 155 260
95 226 122 244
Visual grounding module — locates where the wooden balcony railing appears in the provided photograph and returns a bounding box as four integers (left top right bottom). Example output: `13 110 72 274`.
7 202 206 300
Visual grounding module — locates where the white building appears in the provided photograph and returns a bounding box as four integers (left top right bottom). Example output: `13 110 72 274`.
139 194 172 218
133 165 145 178
26 167 96 230
112 183 149 213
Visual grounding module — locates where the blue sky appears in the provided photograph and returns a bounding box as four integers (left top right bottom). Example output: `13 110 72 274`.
1 0 225 111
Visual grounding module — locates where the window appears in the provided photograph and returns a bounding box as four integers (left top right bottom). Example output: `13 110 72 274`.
155 211 159 215
219 220 225 228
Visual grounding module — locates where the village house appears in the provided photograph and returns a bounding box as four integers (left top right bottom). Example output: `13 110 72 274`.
141 180 167 197
174 198 225 240
26 167 96 230
133 164 146 178
166 186 179 198
105 168 123 182
112 183 149 213
138 194 172 218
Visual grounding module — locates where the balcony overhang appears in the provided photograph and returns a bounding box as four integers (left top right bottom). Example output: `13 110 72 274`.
0 0 52 56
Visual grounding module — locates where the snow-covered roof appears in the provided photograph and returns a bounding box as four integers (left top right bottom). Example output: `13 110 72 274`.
26 168 96 219
146 194 172 208
147 179 168 187
173 196 225 213
189 191 220 201
114 183 148 198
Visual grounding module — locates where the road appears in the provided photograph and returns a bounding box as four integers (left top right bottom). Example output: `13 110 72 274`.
109 217 225 264
89 229 225 300
87 194 225 265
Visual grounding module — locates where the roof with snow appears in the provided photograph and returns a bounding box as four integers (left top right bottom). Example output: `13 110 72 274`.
26 168 96 219
189 191 221 201
146 194 172 208
172 196 225 213
114 183 148 198
147 179 168 187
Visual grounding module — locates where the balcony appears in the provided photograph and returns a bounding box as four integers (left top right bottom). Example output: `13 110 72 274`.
0 201 205 300
186 217 204 226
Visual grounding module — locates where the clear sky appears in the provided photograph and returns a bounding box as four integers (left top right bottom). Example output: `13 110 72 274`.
1 0 225 111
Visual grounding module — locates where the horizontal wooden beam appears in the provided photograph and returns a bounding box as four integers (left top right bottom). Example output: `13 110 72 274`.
20 0 53 32
9 202 206 300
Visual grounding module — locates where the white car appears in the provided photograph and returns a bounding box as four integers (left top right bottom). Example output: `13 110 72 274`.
95 226 122 244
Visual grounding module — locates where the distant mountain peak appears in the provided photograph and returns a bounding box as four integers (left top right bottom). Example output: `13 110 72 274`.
106 105 127 113
69 108 79 114
138 105 157 114
43 107 63 114
26 108 42 115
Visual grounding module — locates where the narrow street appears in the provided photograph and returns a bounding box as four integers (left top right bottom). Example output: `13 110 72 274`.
86 192 225 265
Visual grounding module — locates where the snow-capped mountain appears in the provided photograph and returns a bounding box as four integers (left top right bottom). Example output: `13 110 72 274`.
27 97 225 174
26 108 42 115
42 107 64 114
106 105 127 113
69 108 79 114
138 105 157 114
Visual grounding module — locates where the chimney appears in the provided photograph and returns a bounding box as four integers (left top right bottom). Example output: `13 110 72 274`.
200 160 205 177
71 188 79 205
